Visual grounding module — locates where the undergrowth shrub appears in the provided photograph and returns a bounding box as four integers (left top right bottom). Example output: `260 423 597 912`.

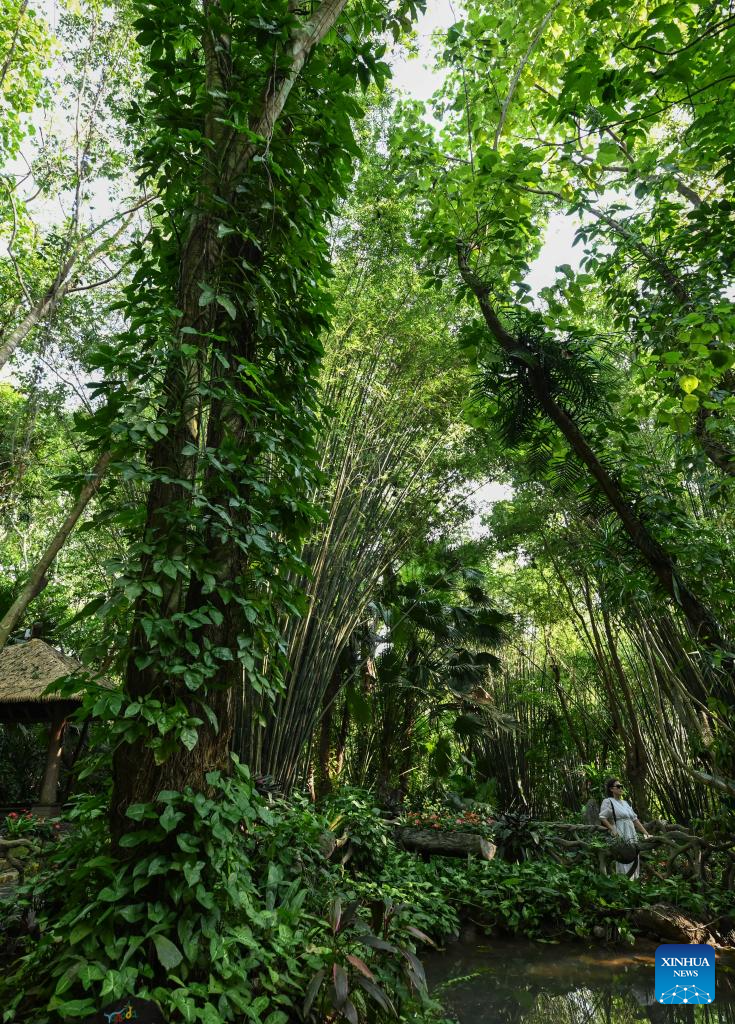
322 788 393 871
0 770 433 1024
2 780 730 1023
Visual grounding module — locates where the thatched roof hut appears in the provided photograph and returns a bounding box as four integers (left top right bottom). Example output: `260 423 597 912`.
0 639 86 724
0 640 108 806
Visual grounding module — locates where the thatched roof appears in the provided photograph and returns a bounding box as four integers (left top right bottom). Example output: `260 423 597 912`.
0 639 90 704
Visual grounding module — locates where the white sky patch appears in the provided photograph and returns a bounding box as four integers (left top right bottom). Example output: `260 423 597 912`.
527 210 583 297
390 0 457 101
464 480 513 539
391 2 581 295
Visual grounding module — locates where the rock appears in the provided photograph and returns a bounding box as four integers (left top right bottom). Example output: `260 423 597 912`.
0 868 18 885
460 923 478 943
592 925 606 939
317 831 336 859
583 798 601 826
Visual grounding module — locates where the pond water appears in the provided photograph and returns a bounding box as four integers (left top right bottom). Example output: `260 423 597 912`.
424 938 735 1023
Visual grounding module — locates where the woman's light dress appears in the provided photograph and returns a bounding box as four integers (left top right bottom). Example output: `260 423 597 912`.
599 796 640 878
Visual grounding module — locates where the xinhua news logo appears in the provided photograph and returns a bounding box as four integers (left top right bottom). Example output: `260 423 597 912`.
655 944 715 1004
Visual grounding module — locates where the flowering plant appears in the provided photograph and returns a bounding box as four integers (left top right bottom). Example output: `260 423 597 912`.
399 808 495 836
3 810 62 842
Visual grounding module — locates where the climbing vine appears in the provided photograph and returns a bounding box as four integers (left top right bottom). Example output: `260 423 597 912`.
1 0 424 1019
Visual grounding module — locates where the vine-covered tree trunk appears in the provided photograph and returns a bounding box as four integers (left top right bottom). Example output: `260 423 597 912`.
108 0 356 841
111 294 255 829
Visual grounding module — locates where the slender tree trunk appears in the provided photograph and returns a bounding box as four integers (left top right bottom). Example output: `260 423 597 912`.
315 666 341 799
0 451 111 650
0 207 138 371
353 640 376 786
457 242 731 664
394 647 420 804
548 651 587 763
0 0 29 90
0 256 75 371
334 695 350 779
376 694 398 803
601 607 649 819
38 711 66 807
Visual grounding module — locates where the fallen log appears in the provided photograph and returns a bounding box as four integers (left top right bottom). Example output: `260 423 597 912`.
396 827 496 860
631 903 712 945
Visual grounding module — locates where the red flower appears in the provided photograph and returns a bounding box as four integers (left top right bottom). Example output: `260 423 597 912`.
8 812 17 820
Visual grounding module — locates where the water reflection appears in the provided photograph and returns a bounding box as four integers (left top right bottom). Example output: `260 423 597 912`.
531 991 735 1023
425 941 735 1024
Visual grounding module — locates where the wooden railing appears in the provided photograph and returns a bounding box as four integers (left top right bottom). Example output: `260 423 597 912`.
550 820 735 886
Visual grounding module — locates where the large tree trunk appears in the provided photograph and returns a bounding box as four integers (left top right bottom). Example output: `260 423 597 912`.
396 827 496 860
632 903 712 945
110 284 254 835
109 0 352 840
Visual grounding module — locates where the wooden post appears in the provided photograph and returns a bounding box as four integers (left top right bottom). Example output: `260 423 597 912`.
38 710 66 807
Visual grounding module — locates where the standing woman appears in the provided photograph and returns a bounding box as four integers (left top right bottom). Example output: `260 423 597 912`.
599 778 650 878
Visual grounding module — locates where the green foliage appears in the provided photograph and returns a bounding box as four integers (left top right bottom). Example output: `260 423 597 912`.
303 895 431 1023
424 856 722 945
323 788 394 871
491 812 550 863
0 382 127 656
1 809 61 843
367 547 511 800
0 0 51 161
0 772 443 1024
0 724 47 804
3 764 305 1022
2 767 731 1021
3 2 735 1020
400 807 496 838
